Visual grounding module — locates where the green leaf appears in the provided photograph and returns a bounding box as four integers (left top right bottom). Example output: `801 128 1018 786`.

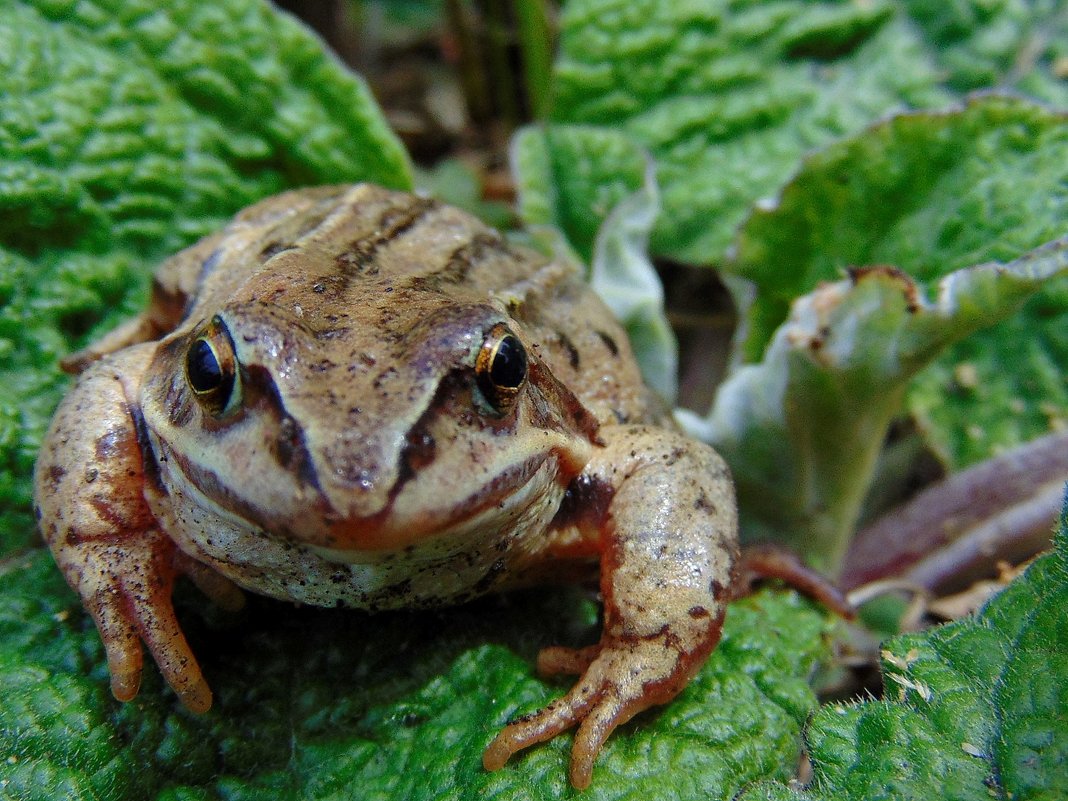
514 0 954 263
513 1 1068 267
740 492 1068 801
900 0 1068 106
727 95 1068 472
673 96 1068 572
0 547 837 800
0 0 412 554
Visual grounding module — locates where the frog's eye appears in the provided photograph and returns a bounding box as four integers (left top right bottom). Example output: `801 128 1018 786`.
475 324 527 414
185 318 241 417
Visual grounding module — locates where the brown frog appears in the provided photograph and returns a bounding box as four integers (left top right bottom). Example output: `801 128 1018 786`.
34 184 741 788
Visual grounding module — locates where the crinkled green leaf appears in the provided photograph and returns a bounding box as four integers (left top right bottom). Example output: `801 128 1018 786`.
727 95 1068 472
729 96 1068 361
515 1 1068 267
900 0 1068 106
739 493 1068 801
0 547 836 800
514 0 956 263
512 124 648 263
682 234 1067 572
0 0 412 556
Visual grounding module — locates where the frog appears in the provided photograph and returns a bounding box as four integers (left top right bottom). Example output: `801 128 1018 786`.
33 183 745 789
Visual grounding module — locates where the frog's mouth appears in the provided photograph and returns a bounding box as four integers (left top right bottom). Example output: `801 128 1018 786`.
311 450 566 557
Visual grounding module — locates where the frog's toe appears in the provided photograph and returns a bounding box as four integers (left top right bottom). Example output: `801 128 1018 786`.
81 541 213 714
93 595 144 702
483 648 640 788
130 585 212 714
536 644 600 676
486 630 715 788
483 694 591 775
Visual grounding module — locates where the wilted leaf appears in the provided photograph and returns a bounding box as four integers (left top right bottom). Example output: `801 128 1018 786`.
682 234 1067 572
587 165 678 403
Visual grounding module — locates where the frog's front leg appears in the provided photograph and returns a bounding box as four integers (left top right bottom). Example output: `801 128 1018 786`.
484 425 738 788
34 344 238 713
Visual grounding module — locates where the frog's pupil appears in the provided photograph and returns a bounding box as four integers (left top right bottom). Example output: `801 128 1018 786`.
491 336 527 388
187 339 223 393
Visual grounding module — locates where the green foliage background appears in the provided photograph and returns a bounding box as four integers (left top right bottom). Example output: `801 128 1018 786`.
1 0 1066 798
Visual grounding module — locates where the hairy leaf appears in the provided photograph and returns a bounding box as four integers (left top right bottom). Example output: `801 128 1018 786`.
739 493 1068 801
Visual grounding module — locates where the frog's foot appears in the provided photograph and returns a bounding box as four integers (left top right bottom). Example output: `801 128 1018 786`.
483 623 721 789
78 534 219 714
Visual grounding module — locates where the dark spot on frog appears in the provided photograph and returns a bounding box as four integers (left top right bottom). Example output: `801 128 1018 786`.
315 326 351 340
239 365 321 491
260 241 295 262
406 233 507 293
335 197 437 278
688 606 710 619
402 429 437 472
556 331 580 370
382 578 412 600
693 492 717 514
95 427 131 461
46 464 66 490
662 447 684 466
596 330 619 356
310 274 346 299
276 414 320 489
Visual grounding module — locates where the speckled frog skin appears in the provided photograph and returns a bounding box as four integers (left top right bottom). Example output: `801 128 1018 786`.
34 184 738 788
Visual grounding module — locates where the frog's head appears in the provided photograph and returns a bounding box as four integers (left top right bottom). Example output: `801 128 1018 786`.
141 278 598 556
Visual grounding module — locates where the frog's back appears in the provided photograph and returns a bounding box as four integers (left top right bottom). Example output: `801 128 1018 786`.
155 184 659 427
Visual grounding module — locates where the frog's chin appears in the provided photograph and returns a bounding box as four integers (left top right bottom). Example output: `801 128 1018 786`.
308 453 568 563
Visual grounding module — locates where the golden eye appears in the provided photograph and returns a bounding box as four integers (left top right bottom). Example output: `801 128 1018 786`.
185 317 240 416
475 324 527 414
